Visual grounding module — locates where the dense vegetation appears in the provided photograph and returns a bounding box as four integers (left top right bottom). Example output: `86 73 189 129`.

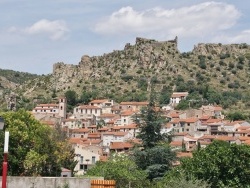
0 68 40 84
0 110 76 176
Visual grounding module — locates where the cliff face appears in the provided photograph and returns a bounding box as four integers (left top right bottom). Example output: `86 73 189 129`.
193 43 249 56
51 37 179 92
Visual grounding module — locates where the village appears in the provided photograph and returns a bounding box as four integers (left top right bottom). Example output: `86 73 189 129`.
31 91 250 176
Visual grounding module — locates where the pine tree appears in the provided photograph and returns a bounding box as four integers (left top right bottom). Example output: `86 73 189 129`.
136 84 169 148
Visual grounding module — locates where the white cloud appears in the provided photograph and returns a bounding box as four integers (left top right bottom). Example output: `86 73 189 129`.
93 1 241 39
23 19 69 40
212 30 250 44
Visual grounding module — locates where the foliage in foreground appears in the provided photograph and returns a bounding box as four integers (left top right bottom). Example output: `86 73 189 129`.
0 109 77 176
154 171 211 188
181 140 250 188
132 144 176 181
86 154 150 188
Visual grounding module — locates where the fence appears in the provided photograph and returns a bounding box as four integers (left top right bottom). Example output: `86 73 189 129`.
91 180 116 188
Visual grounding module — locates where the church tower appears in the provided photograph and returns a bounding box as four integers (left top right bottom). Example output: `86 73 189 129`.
58 97 67 119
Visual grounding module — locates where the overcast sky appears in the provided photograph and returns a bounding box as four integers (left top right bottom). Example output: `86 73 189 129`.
0 0 249 75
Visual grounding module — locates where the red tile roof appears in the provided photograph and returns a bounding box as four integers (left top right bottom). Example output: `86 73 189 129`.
71 128 90 133
214 136 237 141
170 141 182 147
82 139 102 145
120 110 135 116
180 118 199 123
99 113 117 118
206 119 222 124
120 102 149 105
171 92 188 98
110 142 133 149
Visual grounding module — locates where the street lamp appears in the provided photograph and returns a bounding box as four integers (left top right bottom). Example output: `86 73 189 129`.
0 117 9 188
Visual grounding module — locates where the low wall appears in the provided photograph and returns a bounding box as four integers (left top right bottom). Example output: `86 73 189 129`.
0 176 104 188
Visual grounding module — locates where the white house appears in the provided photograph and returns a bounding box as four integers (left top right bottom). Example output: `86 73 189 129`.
74 144 101 175
73 105 102 117
120 110 135 126
102 131 133 147
32 97 67 119
89 99 114 114
169 92 188 106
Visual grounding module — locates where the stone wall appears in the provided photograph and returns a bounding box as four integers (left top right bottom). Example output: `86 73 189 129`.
1 176 103 188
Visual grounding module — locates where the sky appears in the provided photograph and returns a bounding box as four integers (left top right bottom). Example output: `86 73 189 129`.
0 0 250 75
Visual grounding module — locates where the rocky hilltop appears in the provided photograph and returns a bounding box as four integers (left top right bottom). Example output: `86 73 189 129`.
51 37 179 91
1 37 250 109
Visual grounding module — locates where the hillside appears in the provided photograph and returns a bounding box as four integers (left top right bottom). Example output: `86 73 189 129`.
1 37 250 110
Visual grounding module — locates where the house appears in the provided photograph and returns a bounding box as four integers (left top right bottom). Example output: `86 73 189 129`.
170 141 182 150
61 168 72 177
184 135 197 151
74 143 102 175
97 113 118 124
207 122 224 135
62 118 83 129
71 128 90 138
169 92 188 106
89 99 114 114
161 123 173 134
119 101 149 111
109 141 134 153
171 118 201 135
32 97 67 120
113 124 138 138
74 105 102 117
102 131 133 147
200 105 223 119
172 132 191 142
120 110 136 126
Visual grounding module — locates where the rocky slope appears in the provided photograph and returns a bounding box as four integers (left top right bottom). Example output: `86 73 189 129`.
1 37 250 109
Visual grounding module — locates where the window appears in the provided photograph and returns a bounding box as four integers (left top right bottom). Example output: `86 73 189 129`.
187 123 190 126
186 129 189 131
92 156 96 164
95 109 97 114
84 165 88 170
80 156 83 163
173 124 176 127
80 164 84 170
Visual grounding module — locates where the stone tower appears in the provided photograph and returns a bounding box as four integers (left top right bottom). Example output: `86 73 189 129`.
58 97 67 119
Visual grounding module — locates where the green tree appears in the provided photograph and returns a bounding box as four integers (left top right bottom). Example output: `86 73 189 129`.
175 100 189 110
132 145 176 181
154 171 211 188
0 109 76 176
226 111 246 121
87 154 150 188
181 140 250 188
79 90 98 105
64 90 78 106
135 88 167 148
